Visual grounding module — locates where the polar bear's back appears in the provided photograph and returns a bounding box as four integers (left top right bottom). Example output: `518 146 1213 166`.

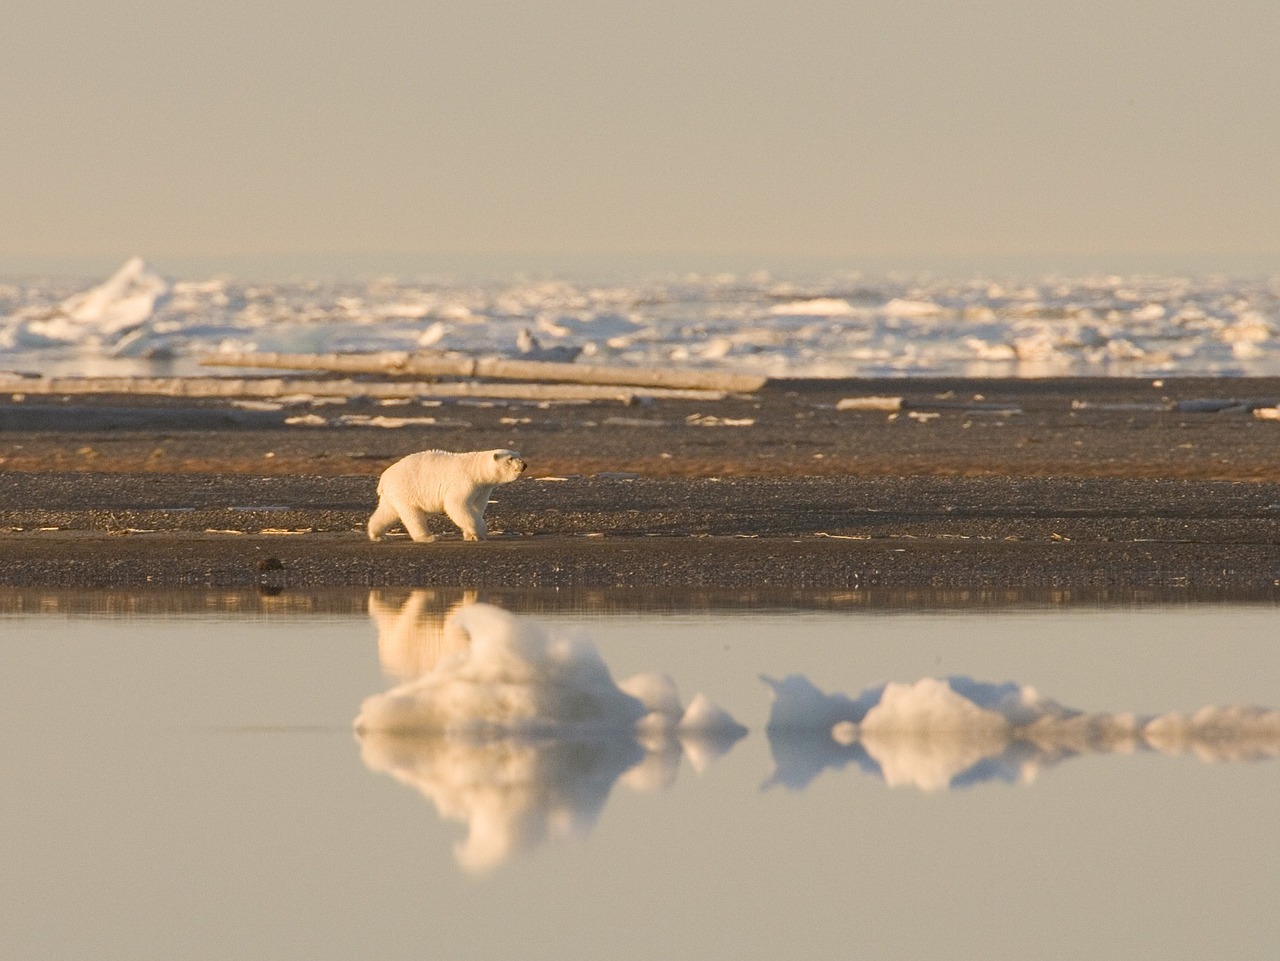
378 449 470 504
377 449 452 486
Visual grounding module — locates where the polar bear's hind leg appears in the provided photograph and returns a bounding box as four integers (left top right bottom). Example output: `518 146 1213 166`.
367 497 400 541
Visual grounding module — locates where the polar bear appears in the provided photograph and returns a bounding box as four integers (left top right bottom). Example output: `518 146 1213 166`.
367 449 526 542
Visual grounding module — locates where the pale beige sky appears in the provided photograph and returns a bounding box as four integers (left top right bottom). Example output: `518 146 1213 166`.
3 0 1277 276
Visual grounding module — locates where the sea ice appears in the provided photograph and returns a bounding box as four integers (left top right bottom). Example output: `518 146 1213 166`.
764 674 1280 792
56 256 171 337
355 598 745 870
355 601 743 739
768 297 856 316
882 297 946 318
4 259 1278 378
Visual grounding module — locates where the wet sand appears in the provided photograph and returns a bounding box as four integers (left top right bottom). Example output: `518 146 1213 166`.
3 376 1279 592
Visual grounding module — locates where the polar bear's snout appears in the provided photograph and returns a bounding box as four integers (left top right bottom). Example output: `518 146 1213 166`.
491 448 526 479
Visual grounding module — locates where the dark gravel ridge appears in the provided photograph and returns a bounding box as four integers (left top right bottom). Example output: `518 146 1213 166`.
1 532 1276 594
3 376 1280 591
1 473 1278 593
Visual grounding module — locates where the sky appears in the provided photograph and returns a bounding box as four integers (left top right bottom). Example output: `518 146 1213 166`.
3 0 1278 278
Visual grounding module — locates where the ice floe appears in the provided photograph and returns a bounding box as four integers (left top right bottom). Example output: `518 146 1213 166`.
351 597 1280 869
763 674 1280 792
3 258 1277 377
11 257 171 349
355 602 744 738
768 297 857 316
355 597 745 870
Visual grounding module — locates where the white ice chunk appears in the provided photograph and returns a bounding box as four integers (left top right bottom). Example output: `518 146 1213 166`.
769 297 856 316
60 256 171 333
23 257 171 345
764 674 1279 792
356 603 742 739
620 672 685 730
679 692 748 735
1220 311 1272 344
355 601 746 870
882 297 945 317
355 604 646 736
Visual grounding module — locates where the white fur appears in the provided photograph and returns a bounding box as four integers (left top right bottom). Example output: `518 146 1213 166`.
368 449 526 542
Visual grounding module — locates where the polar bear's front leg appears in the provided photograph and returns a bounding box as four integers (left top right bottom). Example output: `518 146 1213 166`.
467 485 497 539
398 505 437 543
444 493 484 541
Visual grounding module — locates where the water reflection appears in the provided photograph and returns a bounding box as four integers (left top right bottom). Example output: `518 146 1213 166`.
368 589 477 680
355 595 1280 870
356 594 745 870
357 732 646 872
764 674 1280 792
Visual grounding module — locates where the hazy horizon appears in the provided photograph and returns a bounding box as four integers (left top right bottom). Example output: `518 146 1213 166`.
4 0 1277 281
5 249 1278 286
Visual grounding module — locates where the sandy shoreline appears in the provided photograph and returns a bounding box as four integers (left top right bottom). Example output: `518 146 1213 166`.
3 376 1279 592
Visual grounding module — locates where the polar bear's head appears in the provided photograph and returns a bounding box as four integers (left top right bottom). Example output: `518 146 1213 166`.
484 449 527 483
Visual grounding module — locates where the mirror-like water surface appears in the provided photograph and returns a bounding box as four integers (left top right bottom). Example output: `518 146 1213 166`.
2 589 1277 961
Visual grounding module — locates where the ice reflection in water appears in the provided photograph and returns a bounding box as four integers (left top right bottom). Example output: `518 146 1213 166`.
358 733 648 872
764 674 1280 792
356 593 1280 870
356 592 745 871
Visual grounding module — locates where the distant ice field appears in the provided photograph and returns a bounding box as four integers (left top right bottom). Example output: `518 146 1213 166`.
2 257 1278 379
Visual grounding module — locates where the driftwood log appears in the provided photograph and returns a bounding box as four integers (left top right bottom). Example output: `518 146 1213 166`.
200 350 767 393
0 374 726 403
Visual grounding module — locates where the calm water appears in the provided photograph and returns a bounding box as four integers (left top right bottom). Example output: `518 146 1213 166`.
2 589 1277 961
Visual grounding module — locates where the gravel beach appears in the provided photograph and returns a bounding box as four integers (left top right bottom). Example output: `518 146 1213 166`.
3 376 1279 593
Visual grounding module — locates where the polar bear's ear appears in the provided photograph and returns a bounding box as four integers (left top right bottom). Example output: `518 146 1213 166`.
492 451 502 460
